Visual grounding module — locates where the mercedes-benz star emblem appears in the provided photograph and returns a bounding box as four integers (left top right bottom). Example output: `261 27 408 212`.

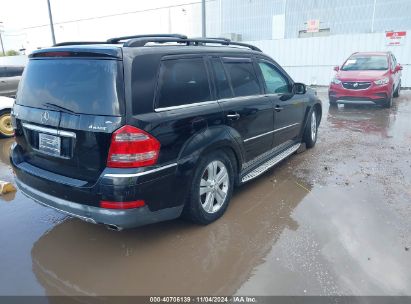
41 111 50 123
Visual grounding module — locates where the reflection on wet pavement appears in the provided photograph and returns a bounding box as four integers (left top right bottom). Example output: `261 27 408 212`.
327 104 396 137
31 173 308 296
0 138 14 181
0 90 410 297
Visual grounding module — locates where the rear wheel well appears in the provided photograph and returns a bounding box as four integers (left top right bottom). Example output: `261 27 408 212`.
0 108 11 114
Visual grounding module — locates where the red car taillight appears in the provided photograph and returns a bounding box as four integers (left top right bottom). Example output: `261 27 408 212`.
107 125 160 168
100 200 145 209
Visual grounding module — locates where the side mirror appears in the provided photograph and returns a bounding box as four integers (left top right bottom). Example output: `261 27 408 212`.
395 65 403 72
334 66 340 72
293 83 306 95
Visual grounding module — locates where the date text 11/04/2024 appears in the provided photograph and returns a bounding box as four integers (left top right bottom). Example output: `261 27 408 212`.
149 296 257 303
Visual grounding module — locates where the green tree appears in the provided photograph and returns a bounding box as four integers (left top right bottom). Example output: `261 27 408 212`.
0 50 20 56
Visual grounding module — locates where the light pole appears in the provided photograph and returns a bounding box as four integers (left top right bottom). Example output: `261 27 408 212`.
0 22 5 56
371 0 377 33
202 0 206 38
47 0 56 45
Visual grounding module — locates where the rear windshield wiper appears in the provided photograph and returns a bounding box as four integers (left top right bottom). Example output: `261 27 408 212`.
43 102 76 114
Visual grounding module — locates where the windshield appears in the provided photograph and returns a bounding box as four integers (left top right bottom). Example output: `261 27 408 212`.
341 55 389 71
16 59 124 116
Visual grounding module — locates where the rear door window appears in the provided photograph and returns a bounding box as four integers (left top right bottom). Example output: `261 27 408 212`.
17 59 124 116
223 59 261 97
157 58 211 109
211 58 233 99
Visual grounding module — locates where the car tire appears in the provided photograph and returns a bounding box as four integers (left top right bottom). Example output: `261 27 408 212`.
384 93 393 108
393 82 401 98
303 110 318 149
329 97 337 106
183 150 234 225
0 109 14 138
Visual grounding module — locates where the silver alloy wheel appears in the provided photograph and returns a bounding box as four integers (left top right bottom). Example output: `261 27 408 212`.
199 160 229 214
311 111 317 141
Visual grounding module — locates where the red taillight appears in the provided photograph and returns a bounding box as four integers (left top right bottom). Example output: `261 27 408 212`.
34 51 72 57
100 200 145 209
107 125 160 168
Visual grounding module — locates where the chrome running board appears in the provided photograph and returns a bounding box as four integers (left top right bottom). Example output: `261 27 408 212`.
241 143 301 183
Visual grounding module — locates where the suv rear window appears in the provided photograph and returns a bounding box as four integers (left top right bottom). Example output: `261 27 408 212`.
157 58 211 109
16 59 124 116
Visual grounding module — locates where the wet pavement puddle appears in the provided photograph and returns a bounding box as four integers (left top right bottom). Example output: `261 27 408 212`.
0 90 410 296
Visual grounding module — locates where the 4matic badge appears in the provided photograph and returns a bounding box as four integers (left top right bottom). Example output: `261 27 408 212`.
41 111 50 123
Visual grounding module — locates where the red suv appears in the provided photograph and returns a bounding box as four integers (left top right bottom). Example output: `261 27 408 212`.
329 52 402 108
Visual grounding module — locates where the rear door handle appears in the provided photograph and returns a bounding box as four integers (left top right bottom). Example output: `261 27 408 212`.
275 105 284 112
227 113 240 120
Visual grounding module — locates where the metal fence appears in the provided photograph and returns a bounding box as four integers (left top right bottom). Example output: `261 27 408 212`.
207 0 411 41
247 31 411 87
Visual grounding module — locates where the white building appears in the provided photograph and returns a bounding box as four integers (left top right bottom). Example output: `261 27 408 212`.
2 0 410 86
205 0 411 86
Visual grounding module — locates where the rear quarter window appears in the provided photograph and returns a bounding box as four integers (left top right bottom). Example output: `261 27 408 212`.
156 58 211 109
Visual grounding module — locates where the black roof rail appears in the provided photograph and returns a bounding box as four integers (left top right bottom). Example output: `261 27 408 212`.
54 41 107 47
192 37 231 42
52 34 188 47
51 35 261 52
124 37 262 52
107 34 187 44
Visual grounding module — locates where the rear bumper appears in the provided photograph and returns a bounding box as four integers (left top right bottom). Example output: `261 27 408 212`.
10 144 187 229
16 179 183 230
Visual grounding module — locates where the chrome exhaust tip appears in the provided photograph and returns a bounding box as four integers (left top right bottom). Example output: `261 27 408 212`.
105 224 123 232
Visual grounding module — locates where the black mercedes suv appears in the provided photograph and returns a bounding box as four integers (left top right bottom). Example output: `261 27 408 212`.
10 34 322 230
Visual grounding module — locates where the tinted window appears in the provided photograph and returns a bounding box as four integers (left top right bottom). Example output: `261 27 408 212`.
224 61 260 97
342 55 388 71
0 66 24 77
14 66 24 76
16 59 123 115
258 62 290 94
157 58 211 108
211 58 232 99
